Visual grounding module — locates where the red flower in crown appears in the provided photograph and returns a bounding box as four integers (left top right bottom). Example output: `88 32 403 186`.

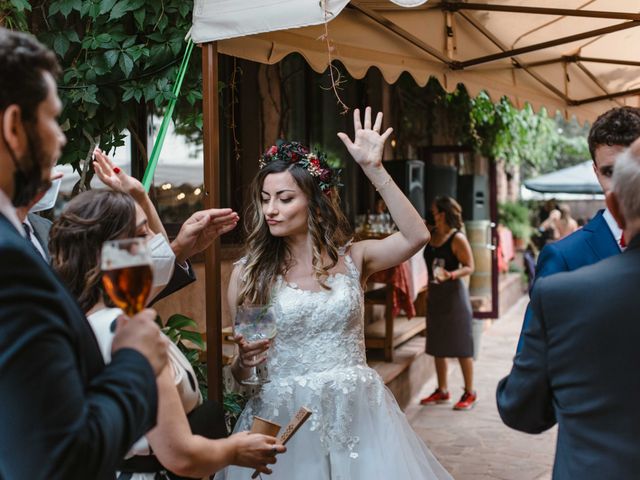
267 145 278 156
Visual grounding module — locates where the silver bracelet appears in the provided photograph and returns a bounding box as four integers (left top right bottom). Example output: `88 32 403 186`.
374 175 392 192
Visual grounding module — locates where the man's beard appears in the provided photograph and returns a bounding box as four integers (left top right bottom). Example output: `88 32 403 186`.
8 123 52 208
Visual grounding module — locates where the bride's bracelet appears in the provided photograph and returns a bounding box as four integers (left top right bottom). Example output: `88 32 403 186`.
374 175 392 192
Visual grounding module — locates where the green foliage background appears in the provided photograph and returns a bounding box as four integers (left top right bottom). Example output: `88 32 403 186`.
4 0 202 177
395 76 590 177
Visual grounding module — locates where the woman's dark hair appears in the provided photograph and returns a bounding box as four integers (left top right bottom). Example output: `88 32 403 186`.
238 155 352 305
0 28 60 122
50 189 137 313
433 196 464 230
588 107 640 162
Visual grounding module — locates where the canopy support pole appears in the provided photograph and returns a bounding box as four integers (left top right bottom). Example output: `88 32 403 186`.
455 21 640 69
348 2 454 66
445 3 640 21
457 11 570 103
202 42 223 403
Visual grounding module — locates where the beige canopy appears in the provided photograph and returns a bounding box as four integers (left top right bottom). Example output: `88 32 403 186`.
192 0 640 122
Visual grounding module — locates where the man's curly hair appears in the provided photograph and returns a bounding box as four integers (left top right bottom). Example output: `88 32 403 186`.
588 106 640 162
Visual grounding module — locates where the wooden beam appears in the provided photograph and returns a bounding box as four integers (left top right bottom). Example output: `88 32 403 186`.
202 42 223 403
571 87 640 106
573 56 640 67
454 20 640 69
443 2 640 21
348 2 454 66
457 11 570 102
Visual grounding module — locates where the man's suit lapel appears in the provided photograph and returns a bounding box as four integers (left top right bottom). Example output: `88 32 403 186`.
27 213 52 262
584 211 620 261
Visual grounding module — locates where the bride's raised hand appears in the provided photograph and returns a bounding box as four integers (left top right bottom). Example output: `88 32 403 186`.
337 106 393 170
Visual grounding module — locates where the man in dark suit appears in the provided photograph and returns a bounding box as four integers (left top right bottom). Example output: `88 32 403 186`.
496 137 640 478
516 106 640 351
0 28 168 479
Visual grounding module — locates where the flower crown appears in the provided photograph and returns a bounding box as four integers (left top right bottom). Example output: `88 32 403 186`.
258 141 341 194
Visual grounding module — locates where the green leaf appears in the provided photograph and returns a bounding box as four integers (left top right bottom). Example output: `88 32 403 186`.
118 52 134 77
53 35 70 57
65 30 80 43
9 0 31 12
109 0 133 20
99 0 117 14
123 37 136 49
179 330 205 350
166 314 198 330
104 49 120 68
133 7 146 28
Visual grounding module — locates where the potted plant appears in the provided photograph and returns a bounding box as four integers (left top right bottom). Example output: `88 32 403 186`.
498 201 532 250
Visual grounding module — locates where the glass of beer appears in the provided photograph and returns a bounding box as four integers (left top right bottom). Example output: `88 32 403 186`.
101 238 153 316
234 304 277 385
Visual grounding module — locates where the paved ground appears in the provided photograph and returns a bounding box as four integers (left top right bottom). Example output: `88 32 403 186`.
405 296 557 480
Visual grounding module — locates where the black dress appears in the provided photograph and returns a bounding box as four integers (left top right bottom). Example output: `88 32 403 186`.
424 230 474 358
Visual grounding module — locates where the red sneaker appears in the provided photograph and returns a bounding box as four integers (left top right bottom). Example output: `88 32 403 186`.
453 391 477 410
419 389 450 405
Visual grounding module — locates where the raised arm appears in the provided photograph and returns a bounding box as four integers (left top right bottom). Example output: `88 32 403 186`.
337 107 430 279
93 148 168 240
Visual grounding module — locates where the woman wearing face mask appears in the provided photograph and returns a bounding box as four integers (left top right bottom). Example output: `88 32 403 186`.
217 108 452 480
50 189 286 480
93 149 242 304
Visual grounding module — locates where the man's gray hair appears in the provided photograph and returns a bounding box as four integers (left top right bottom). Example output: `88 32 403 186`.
613 146 640 221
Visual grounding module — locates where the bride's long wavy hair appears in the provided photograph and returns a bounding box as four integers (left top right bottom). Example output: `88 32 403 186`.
237 156 352 306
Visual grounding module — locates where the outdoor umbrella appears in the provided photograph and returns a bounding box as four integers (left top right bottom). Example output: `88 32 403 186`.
524 160 601 194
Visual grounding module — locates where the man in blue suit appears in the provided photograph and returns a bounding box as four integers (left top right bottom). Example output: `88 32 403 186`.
514 106 640 351
496 137 640 478
0 29 169 479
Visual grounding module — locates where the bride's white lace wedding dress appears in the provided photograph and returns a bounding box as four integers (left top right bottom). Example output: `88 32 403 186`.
216 252 452 480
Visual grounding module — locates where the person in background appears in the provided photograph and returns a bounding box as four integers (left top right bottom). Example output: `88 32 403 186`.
497 137 640 480
539 203 578 241
0 27 168 479
420 196 477 411
50 189 285 479
514 106 640 352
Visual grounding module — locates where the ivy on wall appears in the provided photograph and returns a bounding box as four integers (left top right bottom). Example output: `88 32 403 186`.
4 0 203 175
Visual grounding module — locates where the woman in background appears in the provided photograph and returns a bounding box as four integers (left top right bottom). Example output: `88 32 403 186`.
420 196 476 411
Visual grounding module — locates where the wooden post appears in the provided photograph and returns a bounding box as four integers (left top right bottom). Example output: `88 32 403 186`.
202 42 223 403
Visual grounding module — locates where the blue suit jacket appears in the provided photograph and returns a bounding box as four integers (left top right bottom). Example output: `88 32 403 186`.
496 234 640 479
0 214 158 479
516 210 620 351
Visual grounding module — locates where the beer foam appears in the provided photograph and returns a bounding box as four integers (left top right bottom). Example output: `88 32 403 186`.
101 242 151 270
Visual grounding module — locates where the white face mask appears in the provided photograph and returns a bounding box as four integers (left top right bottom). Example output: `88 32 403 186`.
148 233 176 292
29 176 61 213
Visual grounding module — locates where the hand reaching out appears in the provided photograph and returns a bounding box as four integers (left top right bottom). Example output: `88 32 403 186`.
171 208 240 263
337 107 393 170
93 148 146 202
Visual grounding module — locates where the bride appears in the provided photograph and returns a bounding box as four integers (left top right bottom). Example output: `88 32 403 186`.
216 107 452 479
